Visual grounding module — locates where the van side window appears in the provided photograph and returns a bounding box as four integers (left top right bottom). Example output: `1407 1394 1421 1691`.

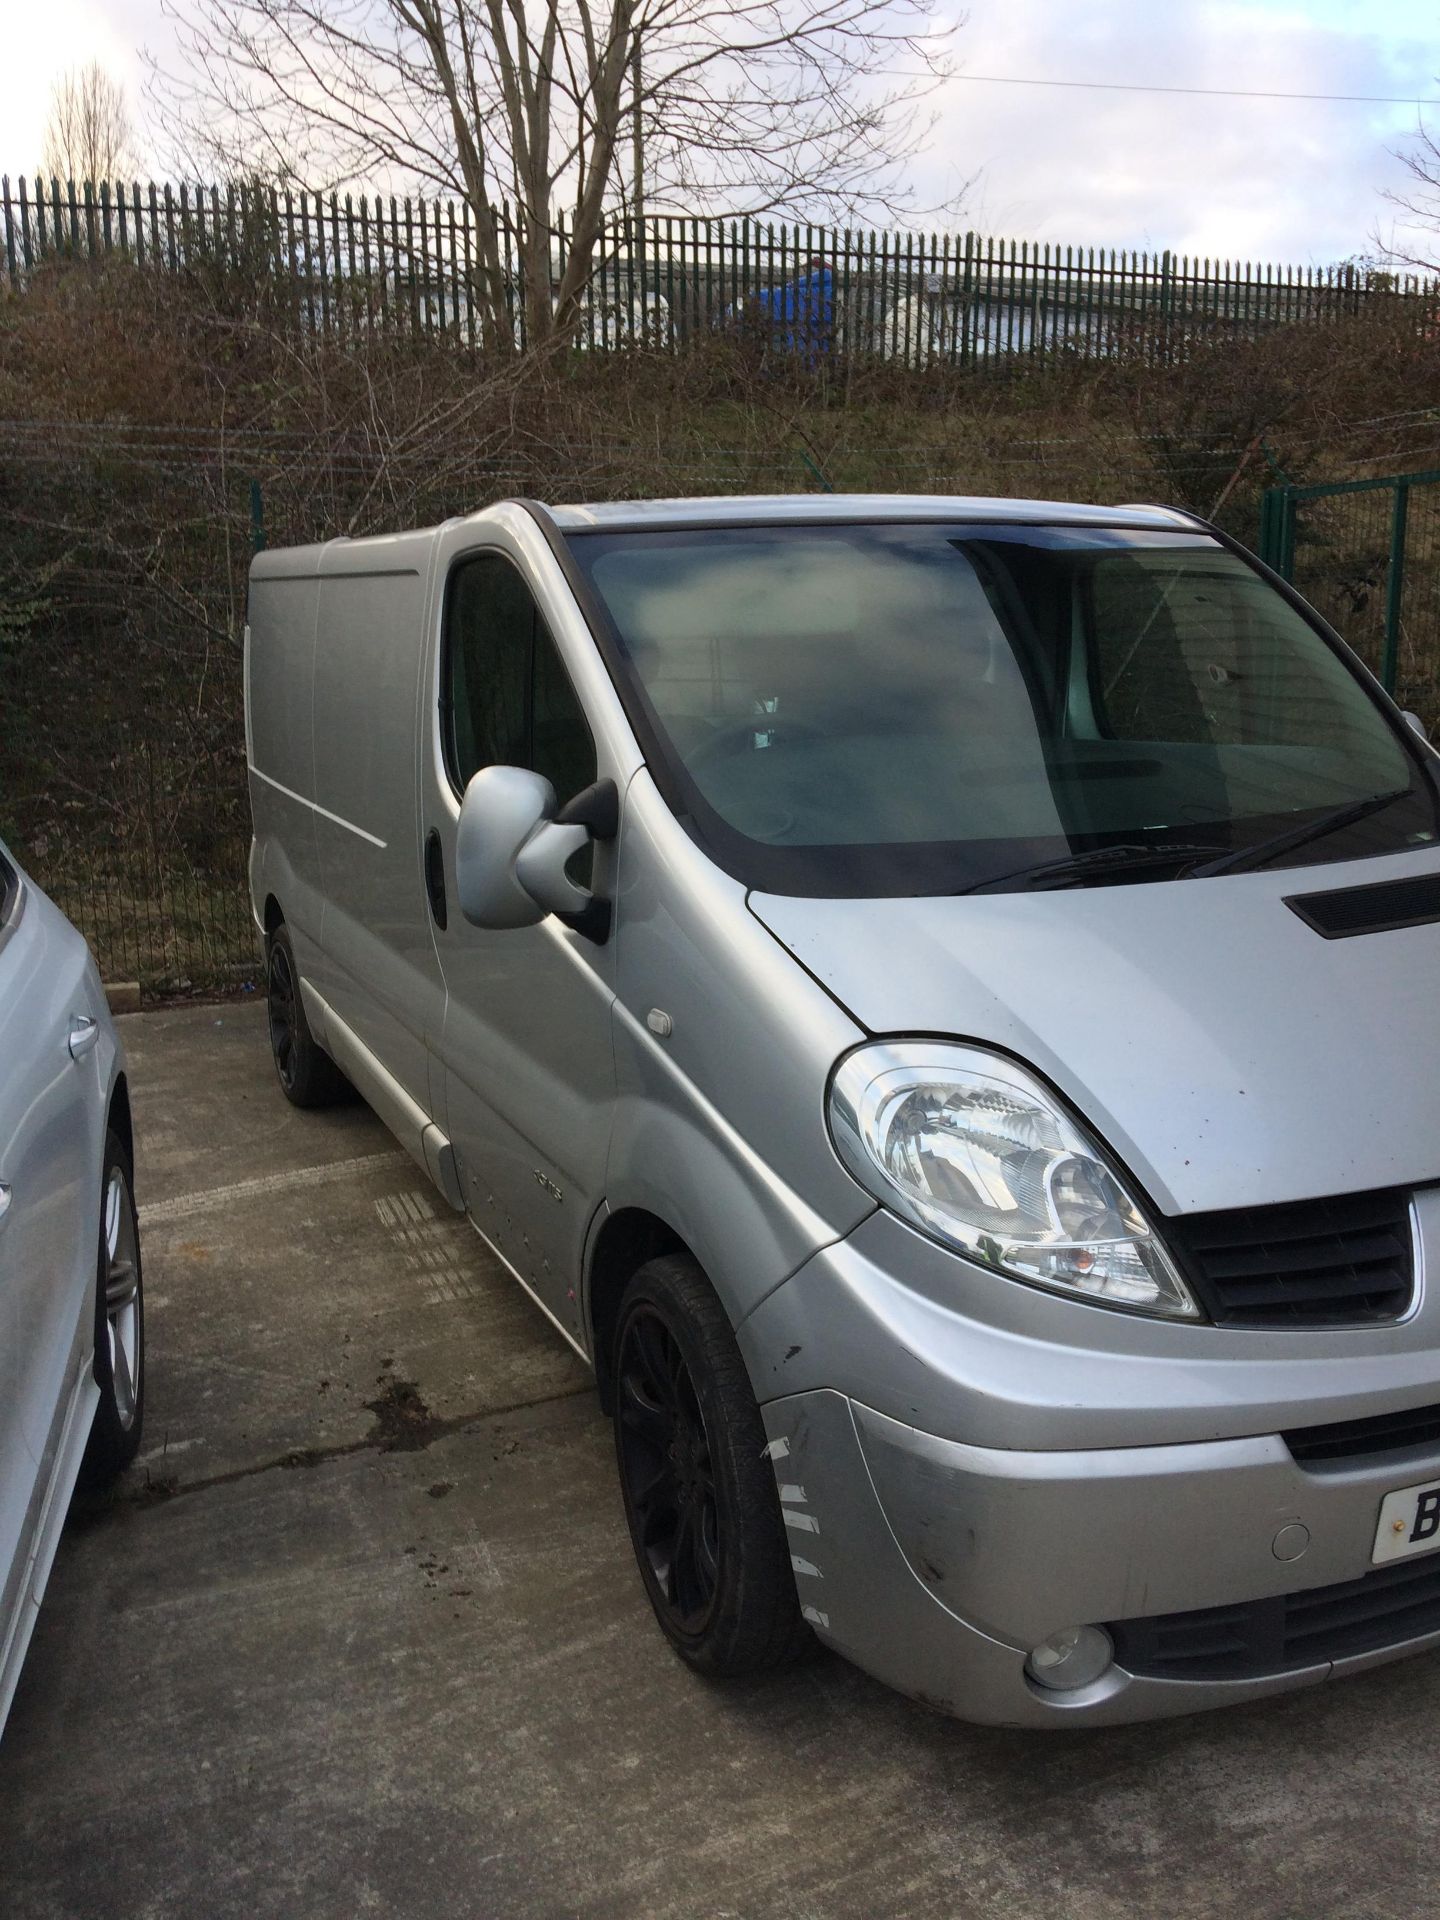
444 553 597 804
1086 557 1210 743
1086 550 1357 750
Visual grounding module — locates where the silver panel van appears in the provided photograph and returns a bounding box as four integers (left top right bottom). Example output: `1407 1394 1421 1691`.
246 495 1440 1726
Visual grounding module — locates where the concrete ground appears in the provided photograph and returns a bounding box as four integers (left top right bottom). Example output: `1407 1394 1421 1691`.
1 1005 1438 1919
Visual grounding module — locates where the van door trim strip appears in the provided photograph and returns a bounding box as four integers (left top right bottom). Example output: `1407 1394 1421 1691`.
248 763 388 849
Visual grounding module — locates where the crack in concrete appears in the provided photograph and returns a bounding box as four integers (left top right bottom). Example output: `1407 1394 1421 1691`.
103 1381 596 1512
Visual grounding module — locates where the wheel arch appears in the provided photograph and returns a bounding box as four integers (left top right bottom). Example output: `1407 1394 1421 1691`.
586 1207 687 1413
262 893 285 936
107 1071 134 1173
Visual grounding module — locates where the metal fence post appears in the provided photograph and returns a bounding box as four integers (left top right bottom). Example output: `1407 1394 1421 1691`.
2 177 16 283
250 478 266 554
1159 247 1174 363
1257 484 1295 575
1383 481 1410 696
1279 488 1298 579
1257 486 1277 568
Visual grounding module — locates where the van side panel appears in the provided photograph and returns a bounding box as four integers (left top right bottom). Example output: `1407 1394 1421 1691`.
246 550 324 970
603 773 874 1331
309 536 441 1125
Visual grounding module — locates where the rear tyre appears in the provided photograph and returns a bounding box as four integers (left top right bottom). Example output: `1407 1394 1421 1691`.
80 1129 144 1487
266 924 349 1108
612 1253 811 1677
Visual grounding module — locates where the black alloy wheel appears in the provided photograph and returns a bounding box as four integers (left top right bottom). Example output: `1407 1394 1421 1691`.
612 1254 811 1676
267 934 300 1096
617 1302 721 1635
265 924 350 1108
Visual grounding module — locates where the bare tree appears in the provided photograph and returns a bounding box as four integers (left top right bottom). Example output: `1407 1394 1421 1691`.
1383 120 1440 274
149 0 958 350
41 63 138 185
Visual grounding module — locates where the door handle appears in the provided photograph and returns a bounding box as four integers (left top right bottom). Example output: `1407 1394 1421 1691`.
68 1014 100 1060
0 1182 10 1229
425 829 448 931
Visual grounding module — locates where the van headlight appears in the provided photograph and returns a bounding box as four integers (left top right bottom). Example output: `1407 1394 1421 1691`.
828 1042 1199 1319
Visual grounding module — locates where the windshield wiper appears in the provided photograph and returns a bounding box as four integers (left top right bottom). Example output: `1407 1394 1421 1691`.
957 841 1220 896
1187 787 1414 879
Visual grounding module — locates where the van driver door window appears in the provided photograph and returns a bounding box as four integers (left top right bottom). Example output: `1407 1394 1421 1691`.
444 552 596 808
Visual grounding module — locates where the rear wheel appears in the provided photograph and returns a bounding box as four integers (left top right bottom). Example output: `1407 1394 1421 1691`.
266 924 349 1108
80 1130 144 1487
612 1254 810 1676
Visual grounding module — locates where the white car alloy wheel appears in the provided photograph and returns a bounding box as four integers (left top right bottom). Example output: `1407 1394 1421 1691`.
102 1164 141 1431
81 1129 145 1486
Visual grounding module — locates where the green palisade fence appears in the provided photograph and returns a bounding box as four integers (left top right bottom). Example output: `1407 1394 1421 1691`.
2 174 1434 366
1260 467 1440 711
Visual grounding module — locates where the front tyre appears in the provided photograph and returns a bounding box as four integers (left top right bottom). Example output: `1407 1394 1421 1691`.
612 1254 810 1677
80 1129 145 1487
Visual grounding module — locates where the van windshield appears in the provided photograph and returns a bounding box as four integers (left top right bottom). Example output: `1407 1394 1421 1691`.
565 522 1438 897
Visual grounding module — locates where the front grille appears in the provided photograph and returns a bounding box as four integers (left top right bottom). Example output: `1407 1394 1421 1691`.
1109 1553 1440 1681
1286 1401 1440 1467
1163 1188 1414 1328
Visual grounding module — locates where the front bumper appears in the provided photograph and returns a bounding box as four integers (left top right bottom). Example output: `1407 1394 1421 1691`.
759 1391 1440 1728
739 1188 1440 1725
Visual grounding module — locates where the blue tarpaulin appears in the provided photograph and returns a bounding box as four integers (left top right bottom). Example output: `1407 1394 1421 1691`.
748 263 834 360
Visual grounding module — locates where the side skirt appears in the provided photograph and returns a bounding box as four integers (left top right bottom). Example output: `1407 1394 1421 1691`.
0 1355 101 1736
299 980 464 1214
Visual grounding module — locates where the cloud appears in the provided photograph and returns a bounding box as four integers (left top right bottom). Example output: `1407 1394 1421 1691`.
910 0 1437 264
3 0 1437 268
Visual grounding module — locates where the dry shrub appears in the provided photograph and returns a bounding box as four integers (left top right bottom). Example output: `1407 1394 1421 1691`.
1125 299 1440 535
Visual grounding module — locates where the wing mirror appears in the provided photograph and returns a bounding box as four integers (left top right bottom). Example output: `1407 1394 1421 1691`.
454 768 618 943
1403 710 1431 742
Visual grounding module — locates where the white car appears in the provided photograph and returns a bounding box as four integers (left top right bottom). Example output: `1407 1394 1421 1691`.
0 840 145 1736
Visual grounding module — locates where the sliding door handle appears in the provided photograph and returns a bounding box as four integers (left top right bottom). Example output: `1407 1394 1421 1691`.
425 830 448 930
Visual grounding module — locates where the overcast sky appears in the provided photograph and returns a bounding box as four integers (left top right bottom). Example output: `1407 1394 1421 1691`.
4 0 1439 266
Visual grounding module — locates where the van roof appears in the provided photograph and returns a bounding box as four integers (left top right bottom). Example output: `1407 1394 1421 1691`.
247 495 1206 578
539 494 1201 533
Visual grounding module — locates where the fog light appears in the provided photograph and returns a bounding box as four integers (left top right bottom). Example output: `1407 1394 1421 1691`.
1025 1625 1114 1691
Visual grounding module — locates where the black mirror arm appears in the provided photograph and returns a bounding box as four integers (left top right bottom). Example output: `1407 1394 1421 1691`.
555 778 619 841
552 779 618 944
556 898 613 943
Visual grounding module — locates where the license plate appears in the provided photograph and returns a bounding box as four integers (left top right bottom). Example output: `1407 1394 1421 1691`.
1373 1479 1440 1564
